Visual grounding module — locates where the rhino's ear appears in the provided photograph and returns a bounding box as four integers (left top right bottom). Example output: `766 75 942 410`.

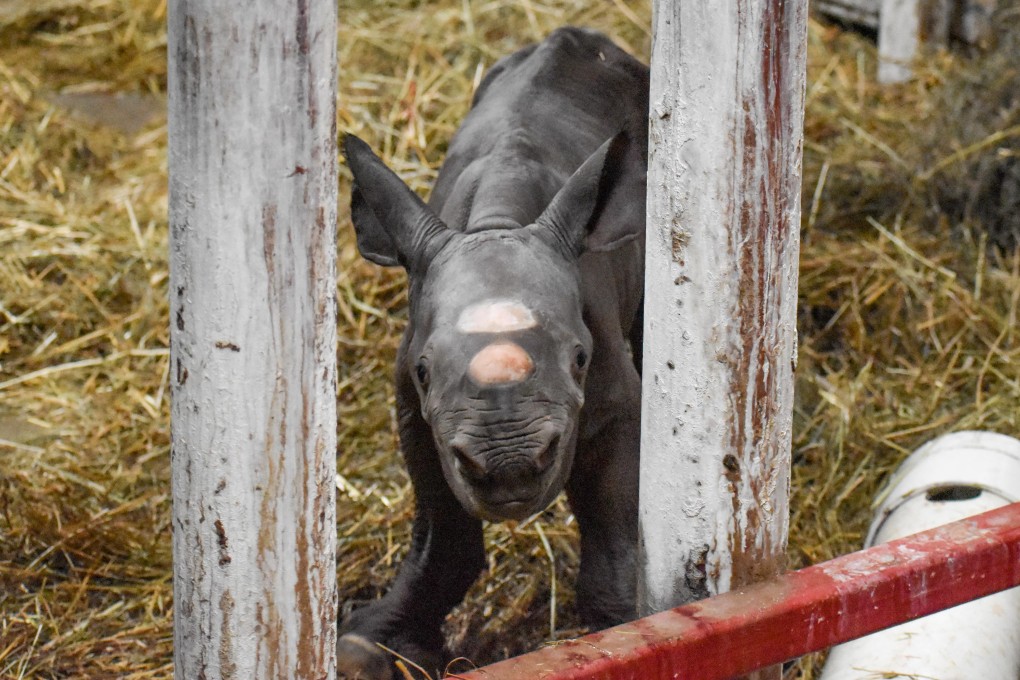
343 134 451 271
533 130 645 259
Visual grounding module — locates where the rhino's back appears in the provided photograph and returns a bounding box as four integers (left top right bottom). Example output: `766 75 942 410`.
469 26 648 146
429 27 649 234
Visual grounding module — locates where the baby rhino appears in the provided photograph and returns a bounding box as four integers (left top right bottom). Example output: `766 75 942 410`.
338 27 648 679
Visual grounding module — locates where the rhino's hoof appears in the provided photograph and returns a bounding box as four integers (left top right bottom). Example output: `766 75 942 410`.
336 634 393 680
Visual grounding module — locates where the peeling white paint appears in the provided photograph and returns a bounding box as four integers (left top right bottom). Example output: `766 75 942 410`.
638 0 807 633
168 2 338 678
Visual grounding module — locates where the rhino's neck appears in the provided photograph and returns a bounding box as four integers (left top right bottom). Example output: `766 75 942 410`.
432 137 562 232
464 158 559 232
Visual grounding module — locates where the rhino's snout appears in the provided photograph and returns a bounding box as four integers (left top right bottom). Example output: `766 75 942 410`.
448 423 566 520
451 433 559 481
450 441 488 479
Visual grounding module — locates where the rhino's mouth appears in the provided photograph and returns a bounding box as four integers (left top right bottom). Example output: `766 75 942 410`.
463 490 551 522
434 413 577 522
448 451 567 522
489 500 542 522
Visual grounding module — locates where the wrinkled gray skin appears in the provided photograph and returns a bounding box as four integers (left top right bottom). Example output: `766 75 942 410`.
337 27 648 680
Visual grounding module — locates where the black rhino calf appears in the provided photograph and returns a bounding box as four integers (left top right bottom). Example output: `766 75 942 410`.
338 26 648 679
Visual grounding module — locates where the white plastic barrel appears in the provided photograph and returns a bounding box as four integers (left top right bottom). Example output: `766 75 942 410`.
818 430 1020 680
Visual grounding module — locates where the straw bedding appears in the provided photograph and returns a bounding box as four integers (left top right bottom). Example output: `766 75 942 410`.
1 1 1017 677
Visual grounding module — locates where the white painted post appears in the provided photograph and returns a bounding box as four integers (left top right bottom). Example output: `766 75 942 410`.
168 1 338 678
816 0 994 65
639 1 806 677
878 0 952 84
878 0 924 83
954 0 996 45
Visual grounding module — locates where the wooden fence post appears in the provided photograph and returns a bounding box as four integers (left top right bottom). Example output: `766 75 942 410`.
638 2 807 678
876 0 997 84
167 1 338 678
878 0 951 83
816 0 997 84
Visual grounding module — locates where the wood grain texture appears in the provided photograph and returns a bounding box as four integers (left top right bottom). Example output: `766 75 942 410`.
637 7 806 678
168 1 338 677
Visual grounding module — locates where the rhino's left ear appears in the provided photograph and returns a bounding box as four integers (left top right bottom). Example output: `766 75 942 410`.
533 130 645 258
343 134 452 272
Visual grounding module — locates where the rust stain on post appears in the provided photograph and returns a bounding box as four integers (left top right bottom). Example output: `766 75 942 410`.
671 228 690 265
295 512 314 679
294 391 317 679
218 591 236 677
723 0 799 592
214 519 231 566
262 204 277 283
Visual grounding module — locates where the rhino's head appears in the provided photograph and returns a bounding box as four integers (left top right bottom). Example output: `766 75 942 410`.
343 133 634 521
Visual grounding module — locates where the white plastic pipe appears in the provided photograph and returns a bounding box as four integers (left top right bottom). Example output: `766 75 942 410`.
819 431 1020 680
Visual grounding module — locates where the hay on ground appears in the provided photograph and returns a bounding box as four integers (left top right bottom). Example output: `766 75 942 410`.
1 1 1018 678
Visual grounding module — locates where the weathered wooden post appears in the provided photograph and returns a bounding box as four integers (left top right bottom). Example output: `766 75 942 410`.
639 1 807 677
815 0 997 84
877 0 949 83
877 0 998 84
167 1 338 678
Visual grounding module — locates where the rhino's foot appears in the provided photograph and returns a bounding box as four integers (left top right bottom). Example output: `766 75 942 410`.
336 632 443 680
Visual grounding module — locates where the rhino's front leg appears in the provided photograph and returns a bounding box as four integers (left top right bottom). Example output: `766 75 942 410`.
337 495 483 679
338 365 485 679
566 357 641 629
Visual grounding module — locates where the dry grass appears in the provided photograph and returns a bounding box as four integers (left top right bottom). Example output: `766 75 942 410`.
1 1 1018 678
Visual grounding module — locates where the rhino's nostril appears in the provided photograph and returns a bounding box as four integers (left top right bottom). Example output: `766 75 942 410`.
452 443 487 479
534 434 560 473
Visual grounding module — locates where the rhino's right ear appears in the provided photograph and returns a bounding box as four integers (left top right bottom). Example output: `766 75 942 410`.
532 131 641 260
343 135 450 271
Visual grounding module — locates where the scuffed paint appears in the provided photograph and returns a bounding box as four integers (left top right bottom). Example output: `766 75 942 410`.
638 0 807 627
457 502 1020 680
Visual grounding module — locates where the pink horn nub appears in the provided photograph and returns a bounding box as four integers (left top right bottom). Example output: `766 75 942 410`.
468 342 534 385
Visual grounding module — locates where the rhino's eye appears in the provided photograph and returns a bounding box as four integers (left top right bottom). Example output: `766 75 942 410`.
415 361 430 388
574 349 588 370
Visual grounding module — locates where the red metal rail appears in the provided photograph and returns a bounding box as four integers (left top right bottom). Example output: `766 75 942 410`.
453 502 1020 680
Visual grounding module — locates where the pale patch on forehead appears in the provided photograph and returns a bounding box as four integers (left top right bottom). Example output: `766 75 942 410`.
457 299 537 334
468 342 534 385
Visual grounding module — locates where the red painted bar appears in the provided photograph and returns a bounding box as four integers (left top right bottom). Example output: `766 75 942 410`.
452 503 1020 680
